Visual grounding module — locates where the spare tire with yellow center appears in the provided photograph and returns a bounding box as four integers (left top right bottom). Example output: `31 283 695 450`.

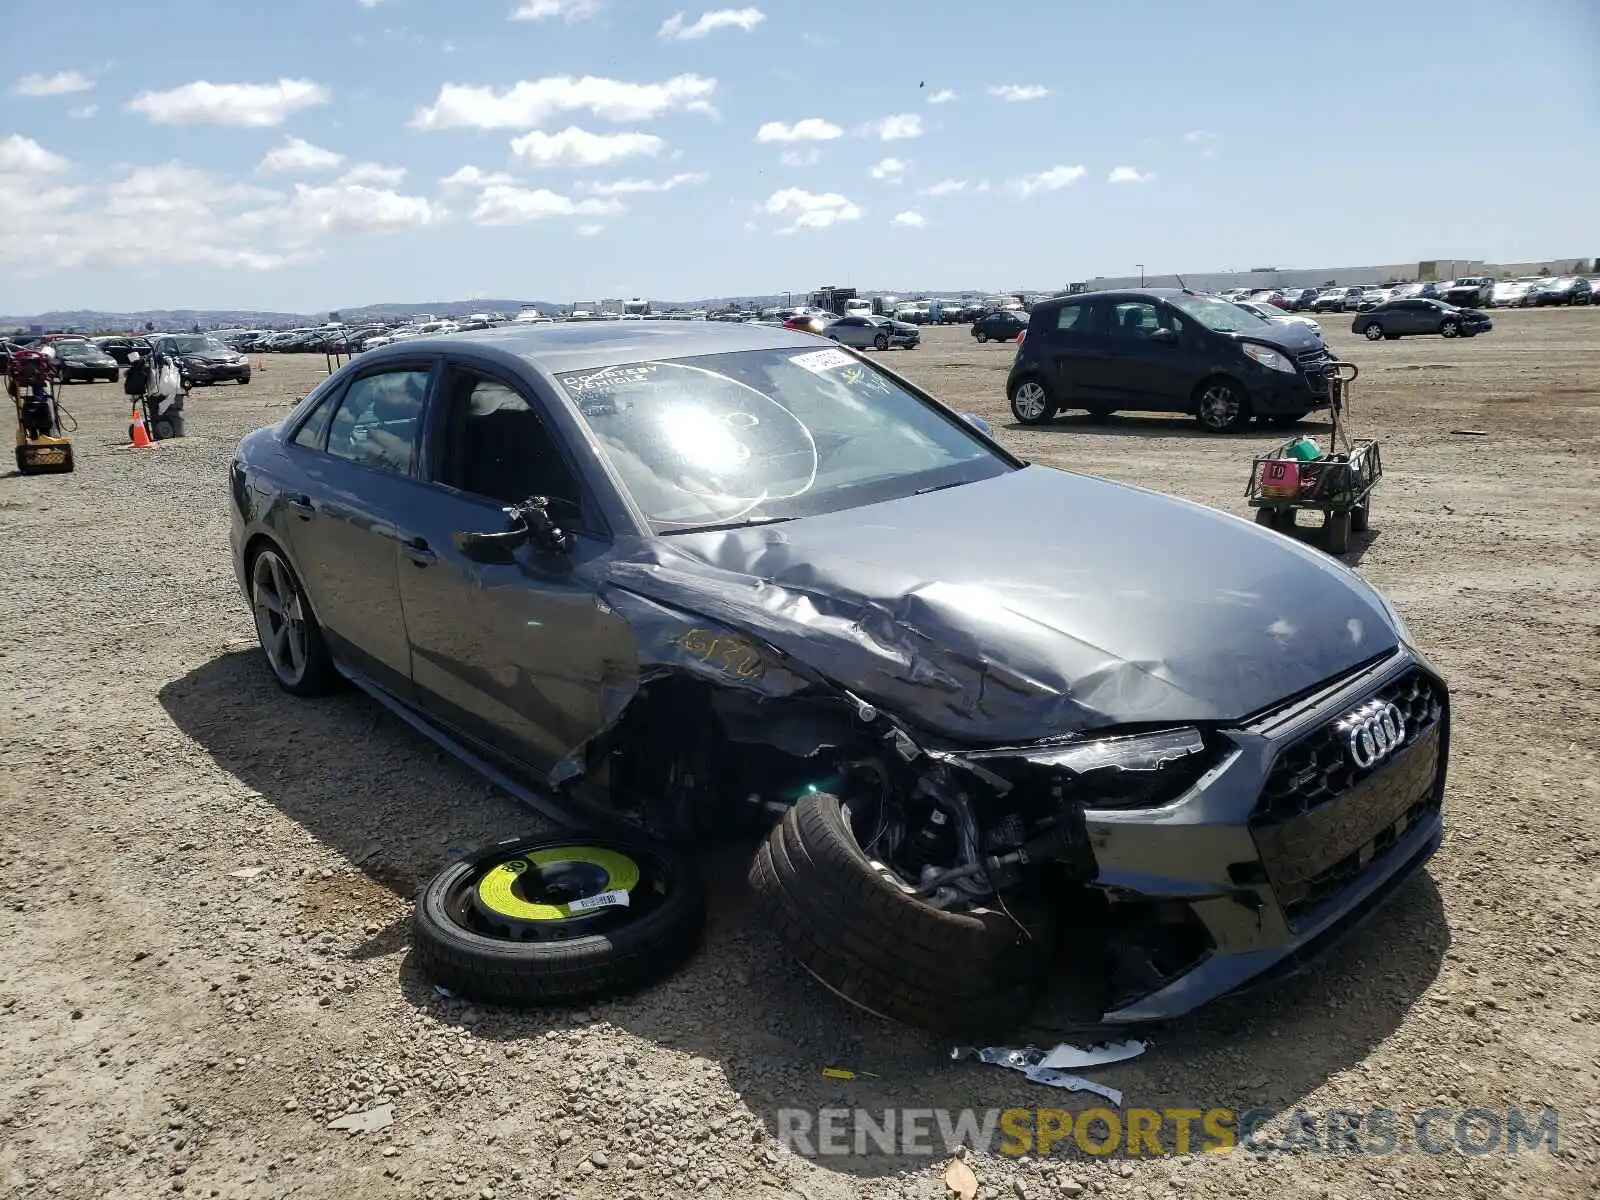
412 833 706 1005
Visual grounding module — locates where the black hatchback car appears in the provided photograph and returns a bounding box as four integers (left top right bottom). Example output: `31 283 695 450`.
228 321 1448 1034
1352 299 1492 341
1007 289 1335 432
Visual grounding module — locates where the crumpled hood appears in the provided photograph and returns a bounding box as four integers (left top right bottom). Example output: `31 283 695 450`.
602 465 1399 745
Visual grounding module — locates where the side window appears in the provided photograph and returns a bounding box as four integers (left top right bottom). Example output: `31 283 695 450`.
1110 301 1162 339
1055 303 1089 333
441 368 582 517
291 393 336 450
325 368 429 476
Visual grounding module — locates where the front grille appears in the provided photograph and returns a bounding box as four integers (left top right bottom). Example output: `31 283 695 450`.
1250 668 1446 926
1286 795 1437 921
1257 669 1442 822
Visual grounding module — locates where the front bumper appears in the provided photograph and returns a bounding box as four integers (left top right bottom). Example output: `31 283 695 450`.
186 361 250 383
1246 358 1335 414
1081 647 1448 1023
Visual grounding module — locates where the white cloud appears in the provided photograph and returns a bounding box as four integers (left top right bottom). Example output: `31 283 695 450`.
891 210 925 228
257 137 345 175
1107 166 1154 184
925 89 956 105
357 0 387 7
988 84 1050 102
509 126 665 169
471 184 623 225
511 0 601 20
339 162 407 186
779 148 821 167
0 157 444 278
1183 129 1216 144
975 179 992 193
285 182 437 233
439 165 517 189
11 71 95 97
755 118 842 143
576 222 604 236
870 157 908 182
860 113 922 141
759 187 861 232
1006 165 1086 199
412 74 716 130
583 172 707 195
68 104 98 119
919 178 966 196
659 8 766 39
126 79 330 127
0 135 69 174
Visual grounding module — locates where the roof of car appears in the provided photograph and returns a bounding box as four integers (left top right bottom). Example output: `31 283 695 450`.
379 319 825 372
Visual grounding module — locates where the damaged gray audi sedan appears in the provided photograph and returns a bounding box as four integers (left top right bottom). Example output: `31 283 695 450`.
229 321 1448 1036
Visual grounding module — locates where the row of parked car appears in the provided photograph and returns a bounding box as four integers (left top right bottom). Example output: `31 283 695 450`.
1225 275 1596 313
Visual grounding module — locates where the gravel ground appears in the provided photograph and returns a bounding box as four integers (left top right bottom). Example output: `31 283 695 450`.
2 310 1598 1200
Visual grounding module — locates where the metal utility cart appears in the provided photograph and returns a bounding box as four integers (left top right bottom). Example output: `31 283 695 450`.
1245 361 1381 554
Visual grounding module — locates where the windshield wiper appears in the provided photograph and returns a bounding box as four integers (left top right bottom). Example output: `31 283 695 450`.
661 515 795 536
914 479 972 495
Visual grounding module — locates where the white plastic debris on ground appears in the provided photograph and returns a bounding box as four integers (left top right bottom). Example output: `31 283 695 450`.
951 1040 1147 1106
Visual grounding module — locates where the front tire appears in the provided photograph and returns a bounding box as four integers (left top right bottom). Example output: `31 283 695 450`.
1363 322 1385 341
975 331 989 343
749 791 1048 1039
873 333 890 351
249 545 338 696
1195 379 1251 433
1440 320 1459 338
1009 378 1056 425
414 834 706 1007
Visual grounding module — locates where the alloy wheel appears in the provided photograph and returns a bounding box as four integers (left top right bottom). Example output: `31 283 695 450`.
252 549 309 687
1199 383 1241 430
1364 323 1384 340
1012 381 1049 422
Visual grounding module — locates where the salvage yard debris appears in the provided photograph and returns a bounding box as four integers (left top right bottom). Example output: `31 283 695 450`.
952 1040 1148 1105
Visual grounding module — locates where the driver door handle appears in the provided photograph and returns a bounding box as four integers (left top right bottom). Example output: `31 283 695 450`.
399 536 436 566
285 495 315 518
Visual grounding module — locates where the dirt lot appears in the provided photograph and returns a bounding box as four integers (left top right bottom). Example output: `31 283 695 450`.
2 309 1598 1200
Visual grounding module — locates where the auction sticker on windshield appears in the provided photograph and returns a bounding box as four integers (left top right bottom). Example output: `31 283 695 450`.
788 348 855 374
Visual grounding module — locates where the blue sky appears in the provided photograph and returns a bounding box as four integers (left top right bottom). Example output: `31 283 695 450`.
2 0 1596 314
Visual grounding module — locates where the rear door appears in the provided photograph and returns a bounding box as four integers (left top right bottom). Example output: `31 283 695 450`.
1041 298 1111 402
278 358 439 699
396 356 630 776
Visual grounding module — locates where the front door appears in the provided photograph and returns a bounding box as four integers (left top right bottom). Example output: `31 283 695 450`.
396 360 631 778
281 361 437 698
1103 299 1190 409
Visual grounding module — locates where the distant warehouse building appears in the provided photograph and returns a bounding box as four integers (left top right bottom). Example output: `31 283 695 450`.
1070 255 1595 295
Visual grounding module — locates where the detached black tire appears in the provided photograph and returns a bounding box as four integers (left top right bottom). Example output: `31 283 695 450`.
749 792 1049 1039
413 833 705 1006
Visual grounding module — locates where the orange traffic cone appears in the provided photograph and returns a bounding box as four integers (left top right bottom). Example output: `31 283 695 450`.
129 399 153 448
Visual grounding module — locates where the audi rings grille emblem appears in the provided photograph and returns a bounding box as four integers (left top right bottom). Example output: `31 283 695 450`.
1336 699 1408 769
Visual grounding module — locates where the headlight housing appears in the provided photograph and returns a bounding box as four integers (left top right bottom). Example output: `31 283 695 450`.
979 727 1220 811
1241 343 1295 373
